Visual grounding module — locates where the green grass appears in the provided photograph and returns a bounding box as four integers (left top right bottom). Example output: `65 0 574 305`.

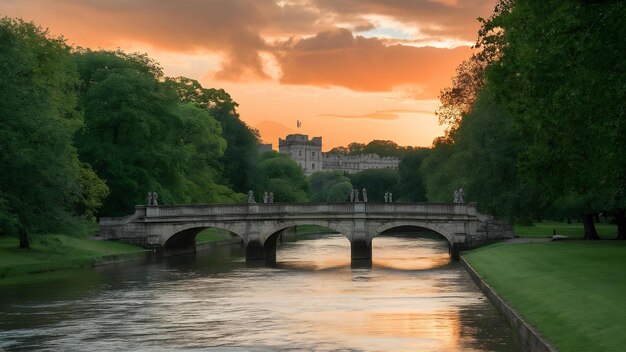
514 221 618 239
464 241 626 352
0 235 146 279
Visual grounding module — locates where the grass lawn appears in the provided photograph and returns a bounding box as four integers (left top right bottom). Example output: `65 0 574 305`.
195 228 236 243
464 241 626 352
0 235 146 279
514 221 617 239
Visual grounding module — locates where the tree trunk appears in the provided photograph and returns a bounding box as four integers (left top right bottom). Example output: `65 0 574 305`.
616 209 626 240
19 226 30 249
582 213 600 240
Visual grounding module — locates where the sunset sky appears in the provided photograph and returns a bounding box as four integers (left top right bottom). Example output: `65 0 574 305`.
0 0 496 150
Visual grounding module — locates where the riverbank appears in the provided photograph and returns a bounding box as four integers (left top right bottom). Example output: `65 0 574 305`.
0 235 147 280
464 241 626 351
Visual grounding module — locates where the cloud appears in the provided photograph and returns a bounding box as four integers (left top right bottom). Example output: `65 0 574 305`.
0 0 490 91
313 0 496 41
276 28 471 96
318 108 434 120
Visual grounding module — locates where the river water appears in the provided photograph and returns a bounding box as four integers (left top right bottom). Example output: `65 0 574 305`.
0 233 518 351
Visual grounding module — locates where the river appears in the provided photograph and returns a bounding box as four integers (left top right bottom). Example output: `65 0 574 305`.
0 232 519 351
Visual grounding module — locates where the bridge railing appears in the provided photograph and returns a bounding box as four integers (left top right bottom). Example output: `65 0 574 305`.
136 202 477 218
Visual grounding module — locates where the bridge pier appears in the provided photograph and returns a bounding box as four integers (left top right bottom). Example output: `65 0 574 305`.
350 238 372 268
245 236 277 266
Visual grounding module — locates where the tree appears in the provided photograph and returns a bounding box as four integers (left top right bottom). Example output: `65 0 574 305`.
175 102 243 203
482 1 626 238
74 50 189 215
397 149 430 202
257 152 309 202
348 169 399 202
164 77 261 193
421 137 457 203
0 18 107 247
309 171 353 202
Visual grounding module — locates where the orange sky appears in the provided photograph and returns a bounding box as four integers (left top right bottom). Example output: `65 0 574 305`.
0 0 496 150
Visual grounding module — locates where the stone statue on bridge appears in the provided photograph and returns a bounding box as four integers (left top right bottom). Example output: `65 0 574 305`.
248 190 256 204
147 192 153 205
151 192 158 206
263 192 269 204
350 189 355 202
362 188 368 203
384 191 393 203
454 188 465 204
269 192 274 203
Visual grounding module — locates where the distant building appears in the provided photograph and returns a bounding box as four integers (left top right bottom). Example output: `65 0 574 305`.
322 153 399 174
257 143 273 154
278 134 323 175
279 133 400 175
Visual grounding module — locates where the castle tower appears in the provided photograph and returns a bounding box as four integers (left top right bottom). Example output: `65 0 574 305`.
278 134 322 175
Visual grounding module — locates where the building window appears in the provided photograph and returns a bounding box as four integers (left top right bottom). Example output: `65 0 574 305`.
312 151 316 157
299 150 302 157
312 163 315 169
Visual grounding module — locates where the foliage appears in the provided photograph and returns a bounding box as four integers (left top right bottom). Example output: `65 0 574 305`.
348 168 399 202
0 18 107 241
436 55 487 137
257 152 309 202
421 138 456 203
396 149 429 202
309 171 353 202
327 140 419 158
74 50 188 214
165 77 261 193
482 0 626 236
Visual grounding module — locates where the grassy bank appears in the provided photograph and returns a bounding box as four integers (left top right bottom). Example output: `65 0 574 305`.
0 235 146 279
464 241 626 351
514 221 617 239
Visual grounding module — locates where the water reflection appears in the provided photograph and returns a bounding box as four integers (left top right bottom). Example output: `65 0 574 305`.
0 233 518 351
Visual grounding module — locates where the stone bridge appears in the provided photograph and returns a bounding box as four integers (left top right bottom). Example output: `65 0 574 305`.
99 202 513 265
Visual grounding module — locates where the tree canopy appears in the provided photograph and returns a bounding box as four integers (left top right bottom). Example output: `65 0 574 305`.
0 19 108 246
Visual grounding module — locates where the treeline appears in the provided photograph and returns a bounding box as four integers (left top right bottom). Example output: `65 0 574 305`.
327 140 421 158
419 1 626 239
0 18 302 247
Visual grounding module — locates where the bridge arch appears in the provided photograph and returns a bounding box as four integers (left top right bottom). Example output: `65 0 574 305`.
162 223 245 249
370 221 456 245
260 220 352 244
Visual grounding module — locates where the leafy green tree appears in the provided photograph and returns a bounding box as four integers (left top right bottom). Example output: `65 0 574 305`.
482 1 626 238
309 171 353 202
74 50 190 215
175 102 243 203
327 181 353 202
348 169 399 202
328 140 418 158
421 138 457 203
0 19 107 247
164 77 261 193
397 149 429 202
257 152 309 202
